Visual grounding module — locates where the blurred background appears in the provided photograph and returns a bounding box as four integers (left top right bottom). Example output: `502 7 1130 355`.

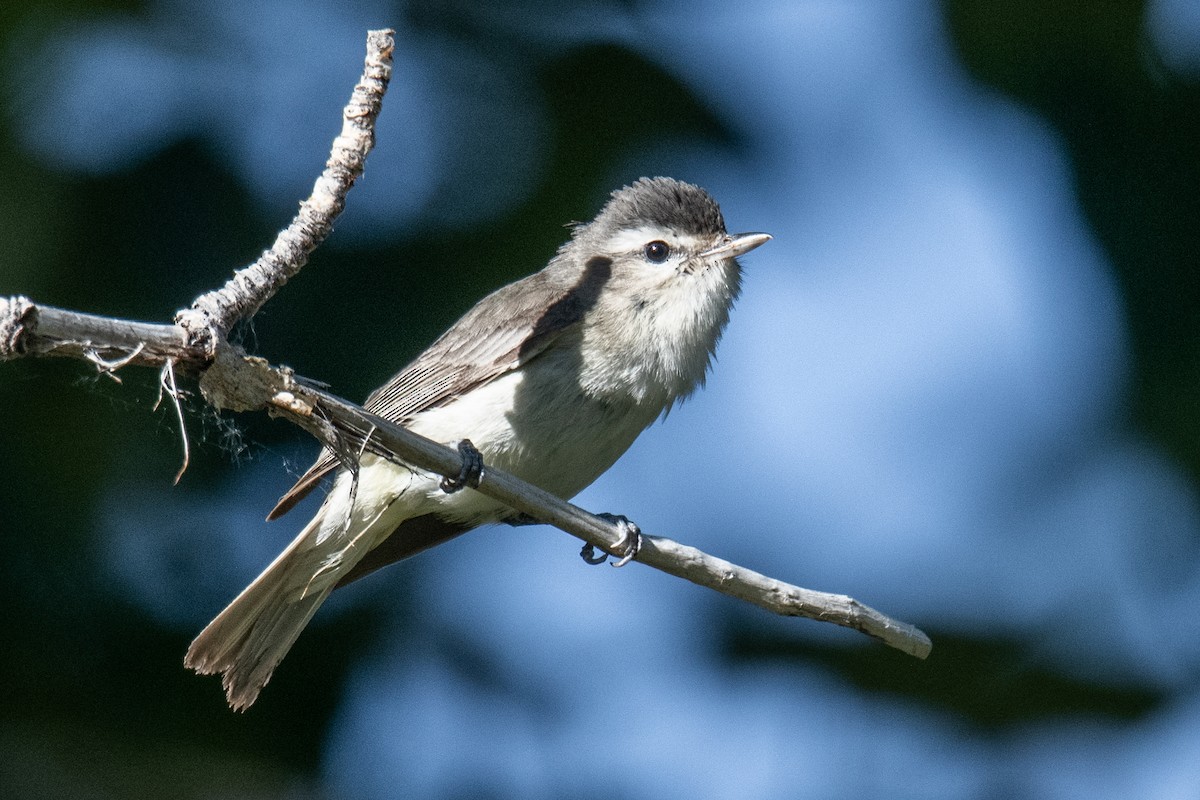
2 0 1199 797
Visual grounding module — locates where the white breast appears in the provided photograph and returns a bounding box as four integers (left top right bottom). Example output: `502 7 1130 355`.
401 361 660 526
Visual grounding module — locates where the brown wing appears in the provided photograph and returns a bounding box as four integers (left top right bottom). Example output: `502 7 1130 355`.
266 256 612 520
333 514 472 587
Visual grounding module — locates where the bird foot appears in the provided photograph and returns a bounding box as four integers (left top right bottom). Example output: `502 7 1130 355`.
440 439 484 493
580 513 642 567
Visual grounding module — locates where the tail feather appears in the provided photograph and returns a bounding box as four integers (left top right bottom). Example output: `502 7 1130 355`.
186 469 408 710
185 513 339 710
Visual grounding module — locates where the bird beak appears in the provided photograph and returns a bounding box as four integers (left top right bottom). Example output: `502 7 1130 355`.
701 232 772 260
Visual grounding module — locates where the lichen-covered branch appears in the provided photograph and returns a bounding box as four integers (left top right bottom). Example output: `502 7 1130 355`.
176 27 394 344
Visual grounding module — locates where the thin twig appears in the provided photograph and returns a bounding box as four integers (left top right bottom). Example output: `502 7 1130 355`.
156 359 191 485
85 342 145 382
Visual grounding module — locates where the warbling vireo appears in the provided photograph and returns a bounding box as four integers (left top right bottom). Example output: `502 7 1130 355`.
186 177 770 709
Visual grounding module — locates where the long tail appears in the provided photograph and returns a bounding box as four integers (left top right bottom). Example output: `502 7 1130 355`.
184 518 332 710
186 472 403 711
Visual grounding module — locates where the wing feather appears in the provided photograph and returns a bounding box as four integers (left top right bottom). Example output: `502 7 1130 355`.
266 259 608 520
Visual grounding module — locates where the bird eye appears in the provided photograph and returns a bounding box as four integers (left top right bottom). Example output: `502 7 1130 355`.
643 240 671 263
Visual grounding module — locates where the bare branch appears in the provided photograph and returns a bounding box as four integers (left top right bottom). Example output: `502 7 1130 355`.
0 298 192 367
635 539 932 658
281 386 934 658
0 29 932 662
0 288 933 657
176 28 395 343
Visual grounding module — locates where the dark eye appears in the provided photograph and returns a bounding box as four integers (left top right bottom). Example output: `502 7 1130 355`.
643 240 671 263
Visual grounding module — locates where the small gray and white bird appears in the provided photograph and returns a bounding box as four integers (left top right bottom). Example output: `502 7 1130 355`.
186 177 770 709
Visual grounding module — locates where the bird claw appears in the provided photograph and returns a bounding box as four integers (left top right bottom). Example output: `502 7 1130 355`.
579 513 642 567
580 542 609 565
440 439 484 493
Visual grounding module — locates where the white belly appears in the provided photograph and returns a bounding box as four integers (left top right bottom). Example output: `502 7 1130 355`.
394 362 660 526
